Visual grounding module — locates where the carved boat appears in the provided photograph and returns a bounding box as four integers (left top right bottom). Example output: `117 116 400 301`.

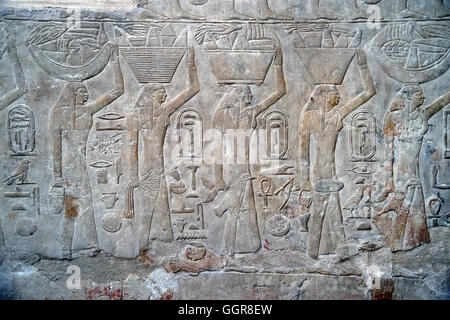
28 43 113 82
293 48 356 85
119 47 186 84
205 49 275 85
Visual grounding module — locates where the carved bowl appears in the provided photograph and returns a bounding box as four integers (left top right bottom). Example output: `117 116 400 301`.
293 48 356 85
119 47 187 84
205 50 275 85
370 26 450 84
28 43 113 82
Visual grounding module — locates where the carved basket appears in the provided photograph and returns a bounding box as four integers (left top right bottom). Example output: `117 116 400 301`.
206 50 275 85
119 47 186 84
293 48 356 85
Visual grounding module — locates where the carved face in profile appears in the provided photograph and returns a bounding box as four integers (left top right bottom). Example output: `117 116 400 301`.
152 88 168 105
326 89 341 109
391 85 425 113
410 88 425 111
76 87 89 105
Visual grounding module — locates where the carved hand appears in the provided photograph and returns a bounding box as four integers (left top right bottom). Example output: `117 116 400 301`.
127 176 140 189
111 44 120 64
356 49 368 67
274 45 283 65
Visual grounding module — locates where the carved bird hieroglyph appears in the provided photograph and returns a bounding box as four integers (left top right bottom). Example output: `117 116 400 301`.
3 160 31 185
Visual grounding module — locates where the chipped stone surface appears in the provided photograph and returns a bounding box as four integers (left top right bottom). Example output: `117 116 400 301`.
0 0 449 299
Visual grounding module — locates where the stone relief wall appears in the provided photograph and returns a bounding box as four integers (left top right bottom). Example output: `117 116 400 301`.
0 0 449 300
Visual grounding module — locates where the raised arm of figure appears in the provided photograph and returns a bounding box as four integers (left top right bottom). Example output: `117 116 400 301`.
247 46 286 117
165 47 200 117
338 49 376 118
0 31 28 111
424 90 450 123
88 45 124 115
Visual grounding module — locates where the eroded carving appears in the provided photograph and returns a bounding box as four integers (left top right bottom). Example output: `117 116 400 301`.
208 34 286 254
297 49 376 260
27 20 125 257
123 46 199 251
374 85 450 251
0 23 28 112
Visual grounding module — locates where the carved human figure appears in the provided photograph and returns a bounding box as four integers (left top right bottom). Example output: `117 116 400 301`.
298 50 376 260
125 47 200 250
0 24 27 111
374 85 450 251
211 46 286 255
49 45 124 257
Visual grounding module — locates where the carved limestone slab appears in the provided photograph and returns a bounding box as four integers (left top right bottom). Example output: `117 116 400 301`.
0 0 449 300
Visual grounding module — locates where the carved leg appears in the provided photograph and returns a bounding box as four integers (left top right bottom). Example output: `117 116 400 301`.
310 0 339 19
62 194 77 259
170 0 206 20
222 0 254 20
438 0 450 17
138 0 169 19
327 192 348 261
397 0 428 19
307 192 327 259
0 224 4 246
258 0 293 20
149 172 174 242
138 187 158 251
351 0 372 19
224 212 238 255
402 186 430 250
140 9 170 19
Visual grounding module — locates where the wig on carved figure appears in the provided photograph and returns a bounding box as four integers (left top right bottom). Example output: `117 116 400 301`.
374 85 450 251
211 46 286 255
298 49 376 261
49 46 124 258
125 47 200 250
0 24 27 111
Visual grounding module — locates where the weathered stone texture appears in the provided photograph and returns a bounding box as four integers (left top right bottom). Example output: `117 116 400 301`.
0 0 449 299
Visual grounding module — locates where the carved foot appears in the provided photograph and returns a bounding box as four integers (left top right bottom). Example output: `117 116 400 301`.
171 7 206 20
139 9 170 20
398 8 429 19
351 7 372 20
313 9 340 20
259 8 293 20
223 9 255 20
